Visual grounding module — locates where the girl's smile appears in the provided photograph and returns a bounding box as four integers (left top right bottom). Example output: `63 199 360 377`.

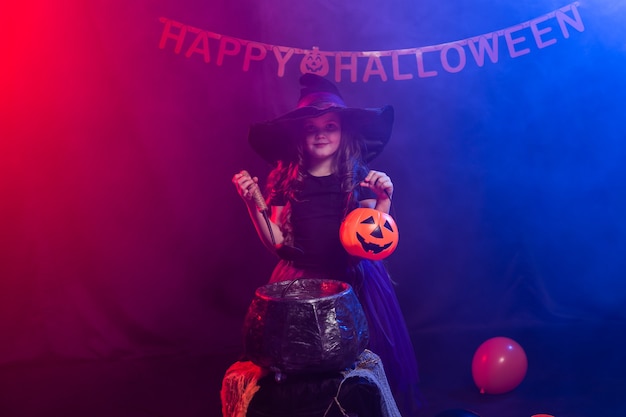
303 112 342 165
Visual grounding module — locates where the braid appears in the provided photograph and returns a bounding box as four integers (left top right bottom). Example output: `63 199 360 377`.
266 156 305 247
336 128 370 216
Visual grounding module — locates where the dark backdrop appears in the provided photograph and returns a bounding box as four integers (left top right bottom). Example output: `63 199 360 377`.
2 0 625 388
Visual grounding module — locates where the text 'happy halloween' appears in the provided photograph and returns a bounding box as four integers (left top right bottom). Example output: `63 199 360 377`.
158 2 583 82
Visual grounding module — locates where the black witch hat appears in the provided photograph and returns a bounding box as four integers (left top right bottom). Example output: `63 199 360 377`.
248 74 394 164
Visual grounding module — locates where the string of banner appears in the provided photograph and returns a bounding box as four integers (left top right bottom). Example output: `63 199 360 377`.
158 2 583 82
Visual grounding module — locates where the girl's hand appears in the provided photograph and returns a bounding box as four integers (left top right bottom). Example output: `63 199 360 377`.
232 170 260 203
361 170 393 201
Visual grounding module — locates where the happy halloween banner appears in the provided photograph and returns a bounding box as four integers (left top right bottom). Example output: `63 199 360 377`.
158 2 583 82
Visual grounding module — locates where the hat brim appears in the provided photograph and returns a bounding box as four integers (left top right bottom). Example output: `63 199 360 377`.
248 105 394 165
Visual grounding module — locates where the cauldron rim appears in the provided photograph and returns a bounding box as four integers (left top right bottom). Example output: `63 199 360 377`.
254 279 352 303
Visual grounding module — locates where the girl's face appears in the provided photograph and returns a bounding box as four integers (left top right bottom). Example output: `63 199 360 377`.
303 112 342 164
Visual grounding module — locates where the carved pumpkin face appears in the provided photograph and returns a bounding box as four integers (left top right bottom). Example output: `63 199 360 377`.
339 208 399 261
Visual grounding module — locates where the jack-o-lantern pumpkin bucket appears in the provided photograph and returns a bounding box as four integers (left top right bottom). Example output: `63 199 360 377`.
340 207 399 261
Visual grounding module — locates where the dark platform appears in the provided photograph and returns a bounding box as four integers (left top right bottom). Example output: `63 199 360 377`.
1 322 624 417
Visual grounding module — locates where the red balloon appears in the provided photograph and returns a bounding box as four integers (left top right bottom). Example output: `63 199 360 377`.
471 337 528 394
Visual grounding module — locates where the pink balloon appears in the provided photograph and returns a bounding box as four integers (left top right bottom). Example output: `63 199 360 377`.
471 336 528 394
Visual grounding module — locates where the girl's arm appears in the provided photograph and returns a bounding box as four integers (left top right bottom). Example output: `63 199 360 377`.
359 170 393 214
246 203 285 252
360 197 392 213
232 170 285 252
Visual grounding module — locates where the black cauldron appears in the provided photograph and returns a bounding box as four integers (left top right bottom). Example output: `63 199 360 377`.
243 279 369 375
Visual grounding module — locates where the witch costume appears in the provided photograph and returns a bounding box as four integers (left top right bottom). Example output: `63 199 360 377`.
247 74 422 415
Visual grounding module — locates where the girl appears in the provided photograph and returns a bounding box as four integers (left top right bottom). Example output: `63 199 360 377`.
232 74 421 415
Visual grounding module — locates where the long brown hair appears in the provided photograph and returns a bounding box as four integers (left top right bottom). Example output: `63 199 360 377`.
265 113 370 244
